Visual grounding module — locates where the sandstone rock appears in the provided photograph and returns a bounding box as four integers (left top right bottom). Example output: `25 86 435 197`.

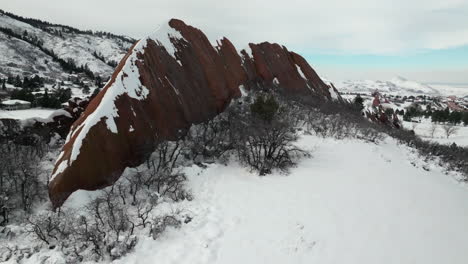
49 19 341 208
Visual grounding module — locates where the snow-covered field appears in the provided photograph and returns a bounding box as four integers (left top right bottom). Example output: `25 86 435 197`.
36 134 466 264
0 108 56 120
334 77 468 97
402 118 468 147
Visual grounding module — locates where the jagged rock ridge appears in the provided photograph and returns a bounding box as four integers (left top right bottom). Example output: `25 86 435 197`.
49 19 340 207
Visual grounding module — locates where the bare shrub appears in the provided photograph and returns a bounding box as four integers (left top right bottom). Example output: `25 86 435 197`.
150 214 182 240
0 140 49 219
442 124 459 139
185 116 233 162
232 93 309 175
27 211 70 246
429 123 438 138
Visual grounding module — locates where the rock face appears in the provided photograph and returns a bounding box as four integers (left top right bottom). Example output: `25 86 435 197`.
49 19 340 208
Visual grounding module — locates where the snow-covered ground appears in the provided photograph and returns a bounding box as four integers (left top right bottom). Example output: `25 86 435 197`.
108 135 467 264
334 77 468 97
4 133 468 263
402 118 468 147
0 108 56 120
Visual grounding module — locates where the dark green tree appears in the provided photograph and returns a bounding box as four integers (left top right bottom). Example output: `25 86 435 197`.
353 95 364 110
449 111 463 125
14 75 22 87
462 112 468 126
384 108 394 116
250 94 280 122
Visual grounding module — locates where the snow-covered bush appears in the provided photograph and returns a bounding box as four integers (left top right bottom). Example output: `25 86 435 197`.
150 214 182 240
20 138 193 262
0 140 51 222
185 116 233 163
26 188 138 262
130 140 192 203
230 93 309 175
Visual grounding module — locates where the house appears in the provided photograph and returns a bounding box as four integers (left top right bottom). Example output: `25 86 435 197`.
0 99 32 110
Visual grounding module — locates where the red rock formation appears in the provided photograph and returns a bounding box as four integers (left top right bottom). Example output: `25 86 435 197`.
49 19 341 208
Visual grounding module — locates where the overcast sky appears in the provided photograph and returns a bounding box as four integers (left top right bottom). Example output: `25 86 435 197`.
3 0 468 83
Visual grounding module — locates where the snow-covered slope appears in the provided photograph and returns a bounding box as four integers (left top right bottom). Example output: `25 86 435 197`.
19 134 467 264
116 135 468 264
0 31 64 79
0 10 134 80
335 76 442 96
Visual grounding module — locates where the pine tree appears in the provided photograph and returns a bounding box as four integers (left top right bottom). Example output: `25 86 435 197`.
2 79 6 90
40 88 50 107
353 95 364 110
462 113 468 126
14 75 22 87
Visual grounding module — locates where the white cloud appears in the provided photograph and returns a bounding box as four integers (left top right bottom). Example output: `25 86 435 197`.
3 0 468 55
2 0 468 82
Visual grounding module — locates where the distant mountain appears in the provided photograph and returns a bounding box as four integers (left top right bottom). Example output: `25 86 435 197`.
334 77 441 96
0 9 135 82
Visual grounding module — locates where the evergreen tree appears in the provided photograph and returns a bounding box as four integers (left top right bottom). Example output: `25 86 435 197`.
83 85 91 94
1 79 5 90
353 95 364 110
7 76 14 85
14 75 22 87
250 94 279 122
449 111 462 125
462 112 468 126
40 88 51 107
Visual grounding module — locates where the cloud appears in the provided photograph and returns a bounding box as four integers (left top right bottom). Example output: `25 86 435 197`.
3 0 468 83
3 0 468 55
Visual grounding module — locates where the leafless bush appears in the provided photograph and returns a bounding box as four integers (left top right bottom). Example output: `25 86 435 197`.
429 123 438 138
303 105 383 143
28 187 138 262
27 211 70 245
0 141 49 220
231 94 309 175
186 117 233 162
442 124 459 139
150 214 182 240
128 141 191 203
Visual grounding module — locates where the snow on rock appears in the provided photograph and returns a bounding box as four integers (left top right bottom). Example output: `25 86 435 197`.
273 77 280 85
49 18 336 208
239 85 248 97
296 64 307 80
67 40 150 168
329 86 339 100
63 21 188 170
143 20 186 59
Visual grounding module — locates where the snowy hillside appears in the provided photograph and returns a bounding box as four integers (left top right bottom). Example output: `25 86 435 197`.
0 10 134 80
115 136 468 264
334 76 468 97
7 134 468 264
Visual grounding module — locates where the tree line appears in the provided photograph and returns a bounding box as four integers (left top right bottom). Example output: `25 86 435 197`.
1 75 72 108
403 104 468 125
0 9 135 43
